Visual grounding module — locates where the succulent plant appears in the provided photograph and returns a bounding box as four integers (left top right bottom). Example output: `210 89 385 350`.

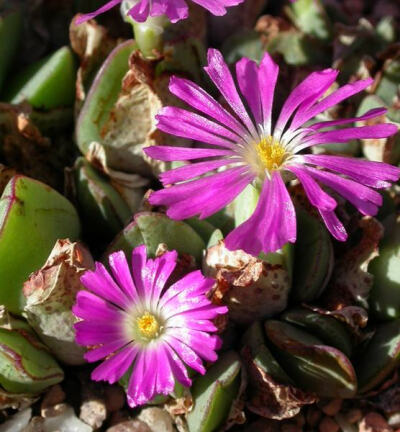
0 307 64 395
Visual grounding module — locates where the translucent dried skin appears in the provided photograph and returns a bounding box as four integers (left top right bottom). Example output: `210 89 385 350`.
203 241 290 325
243 346 317 420
23 240 94 365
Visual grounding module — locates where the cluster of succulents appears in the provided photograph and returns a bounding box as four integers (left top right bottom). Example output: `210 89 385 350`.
0 0 400 431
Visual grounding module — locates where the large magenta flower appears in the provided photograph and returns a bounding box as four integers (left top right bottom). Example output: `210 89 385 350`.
144 48 400 256
75 0 243 24
73 245 227 407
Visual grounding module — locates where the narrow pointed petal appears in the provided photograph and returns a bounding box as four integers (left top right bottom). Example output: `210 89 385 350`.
319 209 348 241
75 0 122 25
303 154 400 188
205 49 258 137
225 172 296 255
144 145 233 161
287 165 337 211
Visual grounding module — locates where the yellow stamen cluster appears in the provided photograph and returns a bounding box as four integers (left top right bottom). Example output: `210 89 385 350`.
137 312 159 339
256 136 286 171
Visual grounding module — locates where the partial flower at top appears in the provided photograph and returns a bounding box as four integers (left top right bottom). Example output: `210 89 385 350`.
144 48 400 256
75 0 244 24
73 245 227 407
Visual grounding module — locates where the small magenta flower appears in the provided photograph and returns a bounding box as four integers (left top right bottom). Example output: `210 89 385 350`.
73 245 227 407
144 48 400 256
75 0 243 25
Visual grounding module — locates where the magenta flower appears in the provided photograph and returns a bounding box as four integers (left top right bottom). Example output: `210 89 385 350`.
75 0 243 24
73 245 227 407
144 49 400 256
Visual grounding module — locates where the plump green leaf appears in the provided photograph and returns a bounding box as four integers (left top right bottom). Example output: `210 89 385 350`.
265 320 357 398
76 40 136 155
106 212 205 261
0 309 64 394
187 351 241 432
0 176 81 313
291 208 333 302
369 240 400 321
281 308 353 358
286 0 332 41
73 157 131 243
357 319 400 393
3 46 76 109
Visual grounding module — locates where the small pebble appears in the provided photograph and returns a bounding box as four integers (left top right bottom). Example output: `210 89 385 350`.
41 403 68 418
106 420 151 432
137 407 174 432
0 409 31 432
359 412 392 432
388 413 400 428
80 399 107 429
321 399 343 417
22 417 44 432
319 416 340 432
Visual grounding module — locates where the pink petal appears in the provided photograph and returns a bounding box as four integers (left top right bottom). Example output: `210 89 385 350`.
309 107 388 130
275 69 338 138
303 154 400 188
165 335 206 374
168 76 248 137
160 158 239 185
73 290 123 322
84 339 129 362
305 166 382 216
131 245 148 299
108 251 139 302
144 145 233 161
259 52 279 135
157 106 241 147
80 263 130 309
319 209 348 241
292 79 373 129
225 172 296 255
92 345 138 384
287 165 337 211
205 49 258 137
74 0 122 25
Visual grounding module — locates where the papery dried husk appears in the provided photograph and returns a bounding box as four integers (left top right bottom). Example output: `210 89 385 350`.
203 241 290 325
242 346 317 420
70 16 121 111
321 217 384 310
23 239 94 365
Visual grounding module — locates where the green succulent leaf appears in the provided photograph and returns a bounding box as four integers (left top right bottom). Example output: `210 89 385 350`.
73 157 131 243
76 40 136 155
0 176 81 314
105 212 205 262
286 0 332 41
3 46 76 109
357 319 400 393
291 208 333 302
281 308 353 358
0 309 64 394
186 351 241 432
265 320 357 398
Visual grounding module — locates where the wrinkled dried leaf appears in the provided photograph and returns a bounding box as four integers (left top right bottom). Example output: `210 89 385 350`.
243 346 317 420
23 239 94 365
203 241 290 325
322 217 384 309
70 16 121 111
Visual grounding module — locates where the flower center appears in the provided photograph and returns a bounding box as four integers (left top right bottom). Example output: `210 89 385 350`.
136 312 160 339
256 136 286 171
